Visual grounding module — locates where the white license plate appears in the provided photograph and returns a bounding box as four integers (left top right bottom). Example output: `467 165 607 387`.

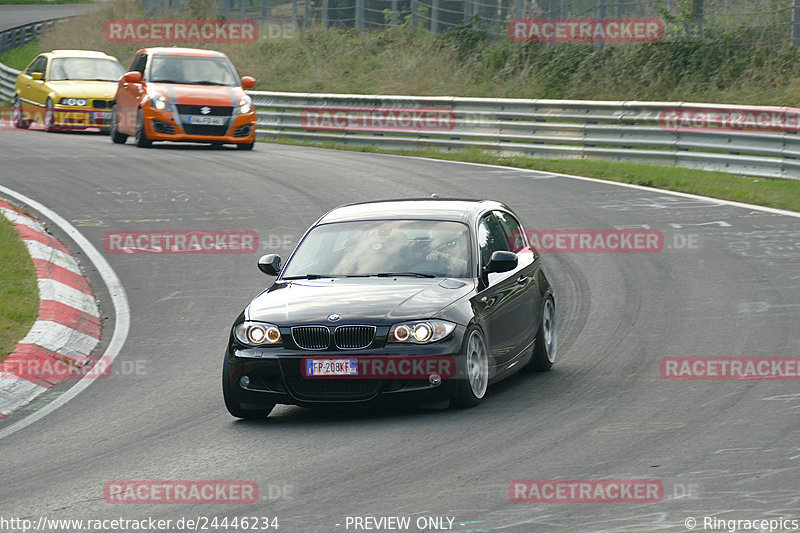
92 111 112 120
187 115 225 126
305 359 358 376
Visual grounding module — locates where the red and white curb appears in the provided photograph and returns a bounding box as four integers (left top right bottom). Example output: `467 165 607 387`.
0 199 101 419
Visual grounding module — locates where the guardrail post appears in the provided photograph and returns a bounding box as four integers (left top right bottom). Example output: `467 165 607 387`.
304 0 311 27
411 0 418 28
292 0 299 28
792 0 800 46
391 0 399 25
431 0 439 32
321 0 328 26
261 0 270 20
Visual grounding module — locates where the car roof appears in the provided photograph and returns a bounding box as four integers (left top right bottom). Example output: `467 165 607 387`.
318 199 510 224
137 47 228 58
47 50 118 60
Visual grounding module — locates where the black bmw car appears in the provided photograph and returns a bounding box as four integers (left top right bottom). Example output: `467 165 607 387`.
223 199 557 418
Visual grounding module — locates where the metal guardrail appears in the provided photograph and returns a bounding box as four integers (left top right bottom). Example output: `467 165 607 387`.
0 20 58 55
0 62 20 102
2 45 798 179
251 92 800 179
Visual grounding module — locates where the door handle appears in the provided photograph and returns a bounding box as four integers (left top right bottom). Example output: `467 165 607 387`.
517 275 528 285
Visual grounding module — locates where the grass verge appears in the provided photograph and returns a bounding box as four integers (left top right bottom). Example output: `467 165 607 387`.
0 41 40 71
264 139 800 212
0 210 38 360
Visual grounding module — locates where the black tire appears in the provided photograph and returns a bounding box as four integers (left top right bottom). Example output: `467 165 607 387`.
44 98 59 132
134 108 152 148
236 142 254 151
222 361 274 419
12 97 30 129
110 107 127 144
453 327 489 408
524 296 557 372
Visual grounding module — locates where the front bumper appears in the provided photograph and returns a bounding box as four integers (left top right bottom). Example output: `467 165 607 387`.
225 327 467 408
53 106 113 129
142 106 256 144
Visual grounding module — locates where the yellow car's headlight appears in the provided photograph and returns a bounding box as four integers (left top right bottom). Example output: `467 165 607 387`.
59 98 88 106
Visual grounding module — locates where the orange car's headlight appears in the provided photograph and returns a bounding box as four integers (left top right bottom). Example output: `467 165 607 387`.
236 95 252 114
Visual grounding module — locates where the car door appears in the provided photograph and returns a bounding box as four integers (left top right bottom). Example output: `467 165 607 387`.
18 55 49 119
471 211 532 377
494 209 542 361
116 53 148 132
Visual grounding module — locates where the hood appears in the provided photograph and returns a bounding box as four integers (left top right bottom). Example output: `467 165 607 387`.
148 82 243 106
246 278 475 326
48 80 117 99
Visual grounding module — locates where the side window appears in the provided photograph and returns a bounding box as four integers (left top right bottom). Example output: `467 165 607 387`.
129 54 147 75
27 56 47 75
495 211 526 253
477 214 510 268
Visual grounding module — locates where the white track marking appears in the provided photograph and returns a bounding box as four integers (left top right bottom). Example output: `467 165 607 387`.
0 185 130 441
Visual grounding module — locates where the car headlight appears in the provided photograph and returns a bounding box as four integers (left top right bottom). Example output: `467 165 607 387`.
59 98 87 106
389 320 456 344
149 91 169 110
238 95 252 114
234 321 281 346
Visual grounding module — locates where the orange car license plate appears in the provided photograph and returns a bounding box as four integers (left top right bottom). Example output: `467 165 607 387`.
187 115 225 126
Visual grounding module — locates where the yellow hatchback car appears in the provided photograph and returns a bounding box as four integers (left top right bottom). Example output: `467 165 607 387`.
12 50 124 132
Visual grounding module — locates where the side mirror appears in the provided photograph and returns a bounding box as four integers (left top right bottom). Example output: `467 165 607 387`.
485 250 518 274
258 254 281 276
31 72 43 81
240 76 256 89
123 71 142 83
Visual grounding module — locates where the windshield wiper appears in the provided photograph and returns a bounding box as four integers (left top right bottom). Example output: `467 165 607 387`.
282 274 372 280
192 81 226 86
376 272 436 278
282 274 331 279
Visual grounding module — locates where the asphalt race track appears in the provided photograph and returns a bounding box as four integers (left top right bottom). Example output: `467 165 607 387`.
0 129 799 532
0 5 96 33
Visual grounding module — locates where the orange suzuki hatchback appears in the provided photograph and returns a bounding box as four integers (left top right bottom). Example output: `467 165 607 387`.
111 47 257 150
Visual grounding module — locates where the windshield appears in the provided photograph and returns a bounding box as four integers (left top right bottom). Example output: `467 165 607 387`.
148 55 239 86
282 220 472 278
49 58 124 82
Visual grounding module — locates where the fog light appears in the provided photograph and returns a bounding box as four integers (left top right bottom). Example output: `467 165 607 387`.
239 375 250 388
429 374 441 386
